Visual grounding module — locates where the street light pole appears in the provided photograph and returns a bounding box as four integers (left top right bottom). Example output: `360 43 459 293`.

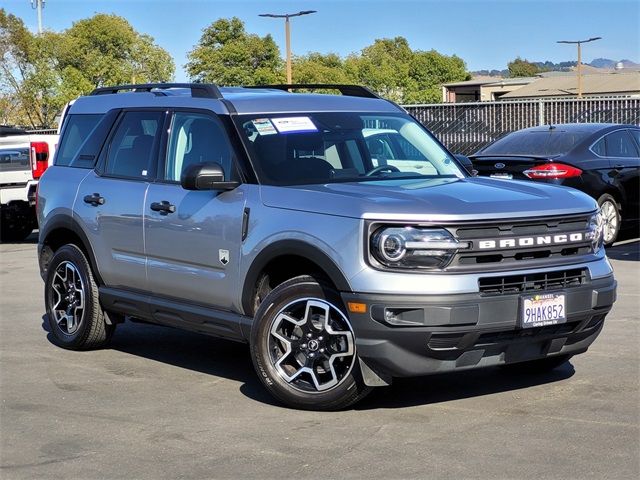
259 10 317 84
557 37 602 98
30 0 45 34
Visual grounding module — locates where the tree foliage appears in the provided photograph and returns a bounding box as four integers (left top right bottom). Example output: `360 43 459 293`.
0 10 174 128
186 17 283 85
508 57 542 77
188 19 470 104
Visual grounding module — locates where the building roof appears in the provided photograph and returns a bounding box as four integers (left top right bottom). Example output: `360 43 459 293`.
501 72 640 99
484 77 538 86
442 77 503 87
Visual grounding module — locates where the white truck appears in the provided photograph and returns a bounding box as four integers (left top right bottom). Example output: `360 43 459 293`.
0 127 59 241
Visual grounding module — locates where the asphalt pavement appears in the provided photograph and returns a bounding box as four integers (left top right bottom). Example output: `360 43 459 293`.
1 236 638 479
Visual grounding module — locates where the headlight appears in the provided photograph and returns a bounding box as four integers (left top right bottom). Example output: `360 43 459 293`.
370 227 470 269
586 209 605 252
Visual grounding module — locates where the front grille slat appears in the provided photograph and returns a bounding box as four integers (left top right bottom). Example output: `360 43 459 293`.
478 268 587 296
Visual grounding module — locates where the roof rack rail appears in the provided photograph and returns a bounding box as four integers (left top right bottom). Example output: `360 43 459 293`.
246 84 381 99
90 83 222 99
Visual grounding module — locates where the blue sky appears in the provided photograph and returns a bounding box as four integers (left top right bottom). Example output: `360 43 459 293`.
4 0 640 82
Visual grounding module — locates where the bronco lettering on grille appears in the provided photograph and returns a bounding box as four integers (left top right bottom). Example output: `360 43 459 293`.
478 232 585 249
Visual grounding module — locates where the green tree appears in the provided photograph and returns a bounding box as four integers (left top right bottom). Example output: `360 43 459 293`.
347 37 470 103
346 37 413 103
0 10 174 128
406 50 469 103
508 57 541 77
186 17 283 85
291 52 354 84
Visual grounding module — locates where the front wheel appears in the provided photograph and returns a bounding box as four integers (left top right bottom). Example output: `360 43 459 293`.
250 275 371 410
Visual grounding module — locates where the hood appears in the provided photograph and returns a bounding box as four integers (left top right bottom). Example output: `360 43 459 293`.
259 177 598 221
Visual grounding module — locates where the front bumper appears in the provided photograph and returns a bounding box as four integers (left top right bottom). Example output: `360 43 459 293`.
342 274 616 379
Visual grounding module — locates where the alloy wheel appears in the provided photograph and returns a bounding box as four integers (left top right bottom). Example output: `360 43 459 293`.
268 298 356 393
50 261 85 335
600 200 619 245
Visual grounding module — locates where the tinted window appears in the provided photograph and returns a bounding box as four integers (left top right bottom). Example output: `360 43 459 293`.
630 129 640 147
605 130 639 158
165 112 233 182
592 137 606 156
55 114 103 167
105 111 162 179
482 130 591 156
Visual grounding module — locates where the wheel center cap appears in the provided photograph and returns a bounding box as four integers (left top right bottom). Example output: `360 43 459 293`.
307 339 319 352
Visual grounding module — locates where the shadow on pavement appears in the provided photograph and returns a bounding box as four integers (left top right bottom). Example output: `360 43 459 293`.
606 239 639 262
354 362 574 410
42 315 575 410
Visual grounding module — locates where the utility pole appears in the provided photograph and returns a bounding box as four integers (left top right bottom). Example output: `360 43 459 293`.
30 0 45 34
557 37 602 98
259 10 317 84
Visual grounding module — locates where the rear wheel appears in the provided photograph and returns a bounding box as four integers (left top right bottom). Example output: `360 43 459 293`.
598 194 620 246
45 244 114 350
250 275 371 410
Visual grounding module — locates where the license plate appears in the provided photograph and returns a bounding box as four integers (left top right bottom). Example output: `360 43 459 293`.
490 173 513 180
521 293 566 328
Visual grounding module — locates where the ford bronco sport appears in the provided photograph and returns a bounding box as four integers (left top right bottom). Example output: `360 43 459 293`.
37 83 616 410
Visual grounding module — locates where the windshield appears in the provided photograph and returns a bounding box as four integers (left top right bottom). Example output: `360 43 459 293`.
235 112 464 185
481 130 591 156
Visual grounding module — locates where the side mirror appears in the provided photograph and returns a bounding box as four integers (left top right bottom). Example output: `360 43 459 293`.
180 162 239 191
454 154 478 177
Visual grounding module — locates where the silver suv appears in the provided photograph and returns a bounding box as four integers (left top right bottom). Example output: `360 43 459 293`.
37 83 616 410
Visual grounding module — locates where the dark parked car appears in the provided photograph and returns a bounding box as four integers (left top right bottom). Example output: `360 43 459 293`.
470 124 640 245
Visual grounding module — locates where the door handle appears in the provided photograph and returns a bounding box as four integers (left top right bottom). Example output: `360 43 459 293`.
150 200 176 214
83 193 105 206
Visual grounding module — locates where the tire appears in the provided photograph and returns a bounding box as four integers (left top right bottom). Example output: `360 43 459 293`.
44 244 114 350
503 354 572 374
597 194 621 246
250 275 372 410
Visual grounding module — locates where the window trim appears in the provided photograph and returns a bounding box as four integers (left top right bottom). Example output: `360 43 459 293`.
95 108 167 182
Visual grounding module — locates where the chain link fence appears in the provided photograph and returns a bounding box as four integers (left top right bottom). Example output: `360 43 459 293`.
404 97 640 155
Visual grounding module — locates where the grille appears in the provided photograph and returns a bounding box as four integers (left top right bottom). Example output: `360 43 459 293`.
445 214 595 272
478 268 587 296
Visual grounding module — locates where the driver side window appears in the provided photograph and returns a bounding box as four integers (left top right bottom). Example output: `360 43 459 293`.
165 112 233 182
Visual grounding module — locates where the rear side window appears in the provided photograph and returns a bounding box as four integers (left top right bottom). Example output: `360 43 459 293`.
104 111 162 179
55 114 103 167
605 130 639 158
630 129 640 147
591 137 606 156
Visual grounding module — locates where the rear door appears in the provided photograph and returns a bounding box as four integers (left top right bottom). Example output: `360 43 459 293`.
75 110 164 290
143 110 245 310
605 129 640 221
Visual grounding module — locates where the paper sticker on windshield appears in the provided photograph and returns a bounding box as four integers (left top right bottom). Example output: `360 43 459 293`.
271 116 318 133
252 118 277 135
